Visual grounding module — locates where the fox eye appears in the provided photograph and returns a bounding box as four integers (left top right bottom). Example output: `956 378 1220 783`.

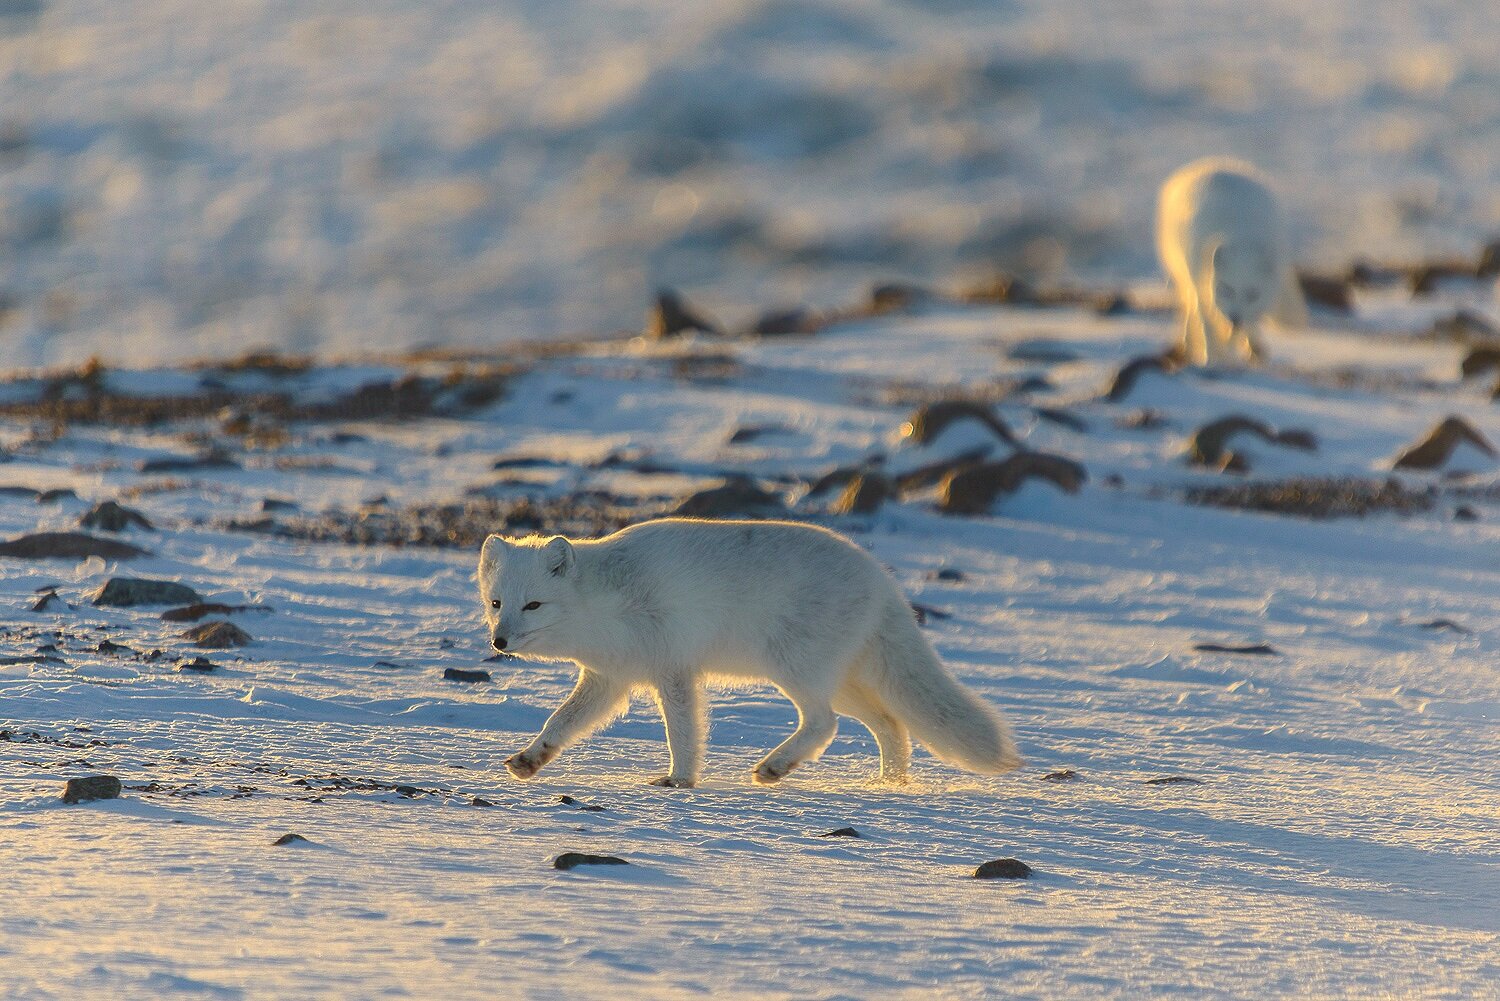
523 601 542 611
490 599 501 609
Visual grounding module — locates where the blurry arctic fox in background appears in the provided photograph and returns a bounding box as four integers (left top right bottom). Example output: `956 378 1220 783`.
478 519 1023 788
1157 157 1308 366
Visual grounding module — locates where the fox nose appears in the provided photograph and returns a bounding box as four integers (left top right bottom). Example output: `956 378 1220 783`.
492 635 508 651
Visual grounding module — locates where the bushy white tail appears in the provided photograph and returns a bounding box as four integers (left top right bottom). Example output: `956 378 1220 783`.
867 598 1023 774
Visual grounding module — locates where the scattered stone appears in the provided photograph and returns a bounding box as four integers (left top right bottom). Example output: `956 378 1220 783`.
160 602 269 622
1041 769 1078 782
95 639 135 656
870 282 937 313
1006 340 1080 364
558 794 606 812
1459 345 1500 380
79 500 154 532
1034 407 1087 432
830 473 894 515
1186 476 1434 519
817 827 860 838
0 486 38 499
0 532 149 560
960 272 1039 307
552 852 629 871
139 448 239 473
93 578 202 608
892 448 992 493
1144 776 1203 785
1392 416 1497 471
1297 272 1355 313
1479 239 1500 279
272 833 309 846
1410 260 1475 296
61 775 121 804
937 452 1087 515
804 465 863 499
30 591 66 612
1094 292 1132 316
1454 505 1480 522
1104 354 1174 402
178 656 218 672
443 668 491 683
36 488 78 504
471 796 494 807
1193 642 1280 655
973 858 1032 880
181 621 252 648
1415 619 1471 635
261 497 299 512
491 455 566 470
727 424 789 445
899 401 1017 448
1188 415 1318 471
645 288 721 339
671 477 784 518
928 567 966 582
749 307 821 337
1433 309 1500 344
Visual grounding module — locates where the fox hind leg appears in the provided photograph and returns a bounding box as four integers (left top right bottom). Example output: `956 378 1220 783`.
754 683 838 785
835 682 910 784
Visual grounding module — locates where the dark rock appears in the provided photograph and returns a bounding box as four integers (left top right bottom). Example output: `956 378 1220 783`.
816 827 860 838
1454 505 1480 522
1460 346 1500 380
79 500 153 532
182 621 252 648
0 532 148 560
1479 239 1500 279
805 465 863 498
61 775 121 804
1006 341 1080 364
491 455 565 470
960 272 1039 306
31 591 66 612
1193 642 1280 655
937 452 1087 515
92 578 202 607
178 656 218 672
558 794 605 812
1297 272 1355 313
892 448 991 493
471 796 494 807
646 288 720 339
973 858 1032 880
1094 292 1132 316
1410 261 1476 296
1104 354 1174 402
139 447 239 473
671 477 784 518
36 488 78 504
830 473 893 515
1415 618 1471 635
928 567 965 582
553 852 629 871
1188 415 1317 471
727 424 789 445
161 602 267 623
1186 476 1435 520
261 497 299 512
272 833 309 846
750 307 821 337
1433 309 1500 344
1144 776 1203 785
870 282 938 313
1041 769 1078 782
900 401 1017 448
0 486 38 499
443 668 491 683
1392 417 1497 471
95 639 135 656
1034 407 1087 432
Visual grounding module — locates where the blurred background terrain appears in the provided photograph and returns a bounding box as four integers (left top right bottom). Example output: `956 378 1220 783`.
2 0 1498 366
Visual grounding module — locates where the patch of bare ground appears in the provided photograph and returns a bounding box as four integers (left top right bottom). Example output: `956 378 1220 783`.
1184 477 1436 519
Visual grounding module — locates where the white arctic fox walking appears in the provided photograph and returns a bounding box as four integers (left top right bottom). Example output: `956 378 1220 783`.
1157 157 1307 366
477 519 1022 787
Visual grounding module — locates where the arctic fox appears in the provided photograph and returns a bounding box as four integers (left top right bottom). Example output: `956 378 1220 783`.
1157 157 1307 366
477 519 1022 787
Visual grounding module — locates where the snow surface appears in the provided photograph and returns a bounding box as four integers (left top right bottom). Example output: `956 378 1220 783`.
2 302 1498 999
3 0 1500 366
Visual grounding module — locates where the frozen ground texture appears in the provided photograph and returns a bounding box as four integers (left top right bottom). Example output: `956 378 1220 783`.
1 295 1498 999
3 0 1500 364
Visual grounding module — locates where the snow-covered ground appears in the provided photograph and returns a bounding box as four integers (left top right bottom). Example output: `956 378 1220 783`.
3 0 1500 365
2 298 1497 999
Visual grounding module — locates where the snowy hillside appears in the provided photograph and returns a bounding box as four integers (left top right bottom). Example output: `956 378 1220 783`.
1 293 1497 999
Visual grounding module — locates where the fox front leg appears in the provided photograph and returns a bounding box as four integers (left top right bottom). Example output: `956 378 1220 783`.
649 674 706 788
505 669 629 780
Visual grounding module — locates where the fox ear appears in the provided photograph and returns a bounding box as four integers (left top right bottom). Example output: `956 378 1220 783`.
480 534 507 569
545 537 576 577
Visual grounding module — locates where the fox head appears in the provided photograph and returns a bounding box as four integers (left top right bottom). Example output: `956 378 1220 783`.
1204 242 1276 330
478 533 579 661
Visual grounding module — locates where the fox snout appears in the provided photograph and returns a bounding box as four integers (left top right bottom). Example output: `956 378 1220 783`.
492 634 508 651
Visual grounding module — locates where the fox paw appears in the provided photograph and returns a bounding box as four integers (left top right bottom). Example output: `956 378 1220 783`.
752 761 791 785
648 775 696 789
504 749 547 780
